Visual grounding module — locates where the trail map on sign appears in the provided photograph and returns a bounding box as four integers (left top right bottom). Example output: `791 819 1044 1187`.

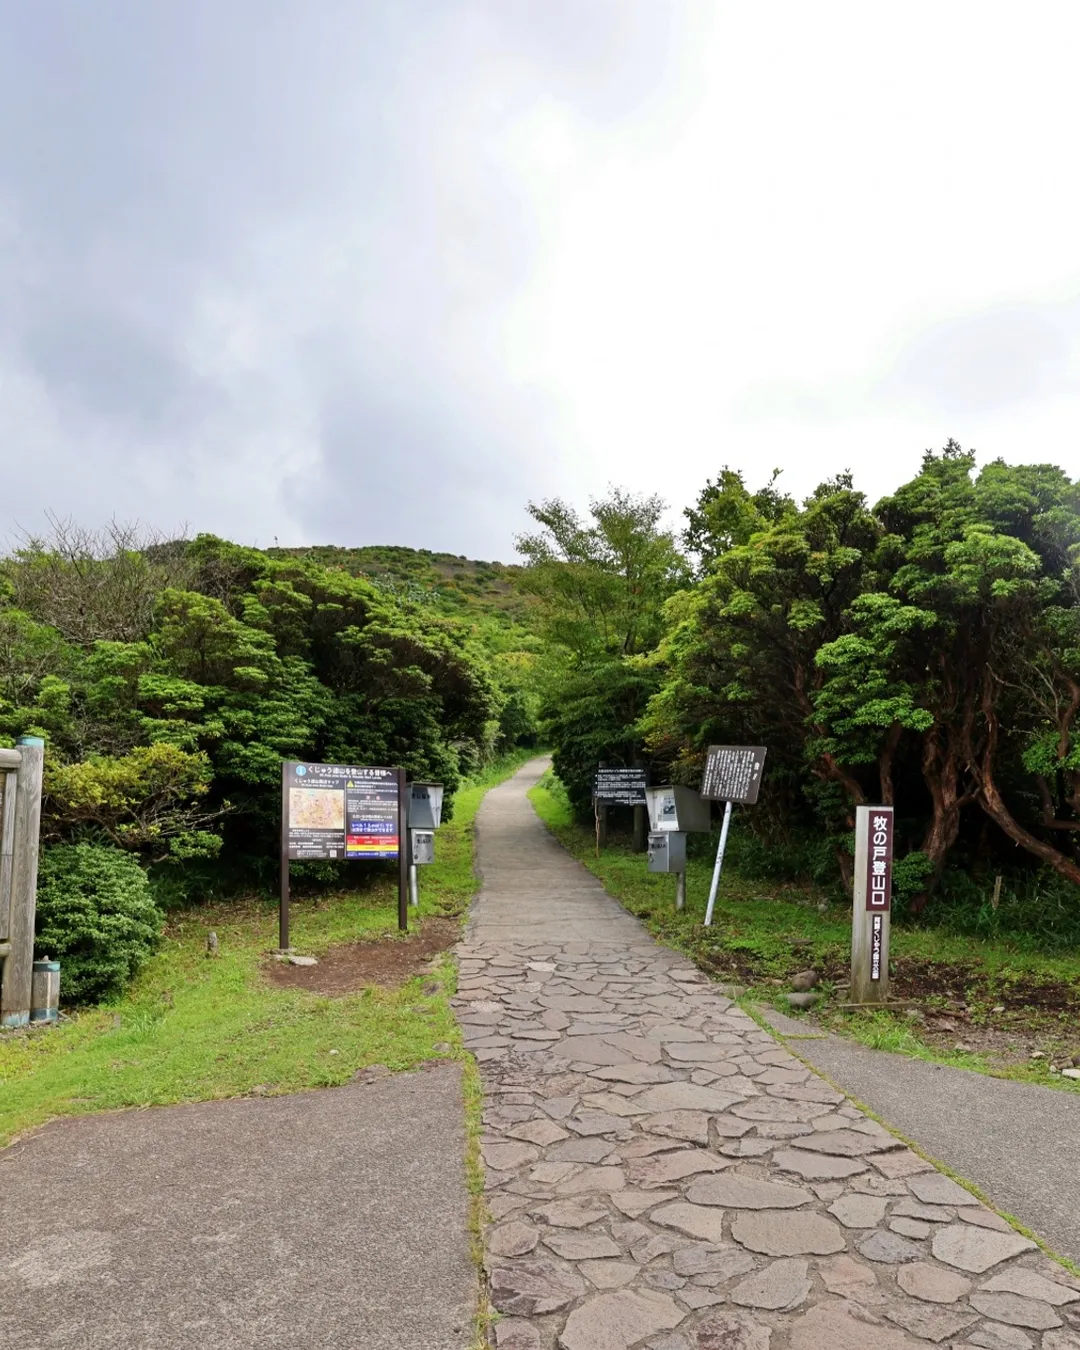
700 745 768 804
594 767 648 807
285 762 399 861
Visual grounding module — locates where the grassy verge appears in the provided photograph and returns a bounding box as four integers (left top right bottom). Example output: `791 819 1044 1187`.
0 749 536 1148
528 774 1080 1090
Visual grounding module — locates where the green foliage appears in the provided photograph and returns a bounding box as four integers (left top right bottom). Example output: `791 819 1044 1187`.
44 743 223 861
515 488 689 818
516 489 689 659
0 531 533 915
35 845 164 1004
645 449 1080 902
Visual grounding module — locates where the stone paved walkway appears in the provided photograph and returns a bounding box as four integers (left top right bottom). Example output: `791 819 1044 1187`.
456 760 1080 1350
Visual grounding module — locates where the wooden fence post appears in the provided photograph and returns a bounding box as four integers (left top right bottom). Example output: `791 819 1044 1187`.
1 736 45 1028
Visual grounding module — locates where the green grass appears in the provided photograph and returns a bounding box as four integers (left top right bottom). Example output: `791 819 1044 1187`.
0 750 536 1148
528 774 1080 1091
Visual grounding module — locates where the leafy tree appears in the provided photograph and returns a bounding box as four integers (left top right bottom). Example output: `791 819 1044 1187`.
645 471 880 865
516 490 689 818
516 489 688 658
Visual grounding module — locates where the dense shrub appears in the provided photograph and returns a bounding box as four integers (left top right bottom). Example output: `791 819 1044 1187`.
34 844 164 1004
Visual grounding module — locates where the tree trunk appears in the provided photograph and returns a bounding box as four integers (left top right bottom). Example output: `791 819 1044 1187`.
973 677 1080 886
878 722 903 806
914 728 965 912
835 846 854 898
978 775 1080 886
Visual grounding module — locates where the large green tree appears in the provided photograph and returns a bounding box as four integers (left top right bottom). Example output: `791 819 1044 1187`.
515 489 688 812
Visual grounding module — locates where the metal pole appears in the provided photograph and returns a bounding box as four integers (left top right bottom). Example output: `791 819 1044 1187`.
279 760 290 951
675 871 686 910
703 800 733 928
409 864 419 907
396 768 409 931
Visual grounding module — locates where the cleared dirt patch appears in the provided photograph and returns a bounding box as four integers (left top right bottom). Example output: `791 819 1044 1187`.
265 918 460 994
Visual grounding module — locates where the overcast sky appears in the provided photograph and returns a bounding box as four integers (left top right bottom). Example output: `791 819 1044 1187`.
2 1 1079 559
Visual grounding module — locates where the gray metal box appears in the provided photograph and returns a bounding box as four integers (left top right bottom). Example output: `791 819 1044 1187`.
410 829 435 865
407 783 444 830
645 785 711 833
647 830 686 873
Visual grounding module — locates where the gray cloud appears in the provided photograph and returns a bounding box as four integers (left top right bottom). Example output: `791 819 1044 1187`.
0 0 681 556
879 301 1080 416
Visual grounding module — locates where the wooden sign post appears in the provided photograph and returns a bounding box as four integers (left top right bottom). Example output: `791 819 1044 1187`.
699 745 767 928
0 736 45 1029
850 805 894 1003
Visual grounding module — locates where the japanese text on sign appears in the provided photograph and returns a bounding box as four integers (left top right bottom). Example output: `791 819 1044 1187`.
594 767 648 807
865 806 894 914
285 762 400 861
700 745 768 804
871 913 884 981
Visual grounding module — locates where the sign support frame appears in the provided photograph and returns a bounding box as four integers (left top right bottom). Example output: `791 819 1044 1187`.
279 760 290 951
396 766 409 932
279 759 410 948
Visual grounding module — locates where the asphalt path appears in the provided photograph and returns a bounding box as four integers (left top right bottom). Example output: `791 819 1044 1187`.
0 1064 473 1350
760 1011 1080 1265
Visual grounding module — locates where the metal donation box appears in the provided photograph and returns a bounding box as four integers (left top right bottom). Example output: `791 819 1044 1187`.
647 831 686 874
408 783 444 867
645 786 710 874
411 830 435 866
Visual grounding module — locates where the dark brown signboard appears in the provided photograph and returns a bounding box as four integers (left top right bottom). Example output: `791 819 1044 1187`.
594 767 648 807
700 745 768 804
284 762 400 861
864 806 894 914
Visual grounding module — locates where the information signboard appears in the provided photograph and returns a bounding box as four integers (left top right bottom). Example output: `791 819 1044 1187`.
700 745 768 804
594 767 648 807
279 761 408 946
285 762 399 861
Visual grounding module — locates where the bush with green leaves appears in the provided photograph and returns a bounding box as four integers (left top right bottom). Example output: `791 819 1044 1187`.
34 844 164 1004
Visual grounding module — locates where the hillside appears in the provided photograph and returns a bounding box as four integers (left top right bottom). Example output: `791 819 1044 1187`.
266 544 532 624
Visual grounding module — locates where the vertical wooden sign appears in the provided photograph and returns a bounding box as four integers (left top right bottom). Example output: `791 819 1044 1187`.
850 805 894 1003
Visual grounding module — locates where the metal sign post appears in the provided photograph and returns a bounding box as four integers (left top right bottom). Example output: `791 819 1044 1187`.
703 801 733 928
699 745 768 928
279 761 409 948
851 805 894 1003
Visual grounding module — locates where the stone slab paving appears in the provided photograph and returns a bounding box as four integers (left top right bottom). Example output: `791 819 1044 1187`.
458 760 1080 1350
755 1013 1080 1267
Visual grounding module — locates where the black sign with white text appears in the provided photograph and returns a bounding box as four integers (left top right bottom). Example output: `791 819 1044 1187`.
594 767 648 807
700 745 768 804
